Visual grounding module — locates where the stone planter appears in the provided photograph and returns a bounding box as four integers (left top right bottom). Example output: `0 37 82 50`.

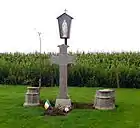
94 89 115 110
23 87 40 107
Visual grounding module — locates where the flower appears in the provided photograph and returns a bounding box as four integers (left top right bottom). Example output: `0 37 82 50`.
64 107 69 112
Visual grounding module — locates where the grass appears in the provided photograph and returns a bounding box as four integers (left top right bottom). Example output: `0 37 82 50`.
0 86 140 128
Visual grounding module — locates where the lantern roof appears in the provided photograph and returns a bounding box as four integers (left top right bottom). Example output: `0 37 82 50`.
57 13 74 20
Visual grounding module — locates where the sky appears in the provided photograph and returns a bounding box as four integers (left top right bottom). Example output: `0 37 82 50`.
0 0 140 53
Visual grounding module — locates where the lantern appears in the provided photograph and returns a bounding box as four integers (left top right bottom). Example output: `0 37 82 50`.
57 11 73 41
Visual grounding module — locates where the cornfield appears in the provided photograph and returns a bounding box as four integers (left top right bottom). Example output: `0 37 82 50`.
0 51 140 88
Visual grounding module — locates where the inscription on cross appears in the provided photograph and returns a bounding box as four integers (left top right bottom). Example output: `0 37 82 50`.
50 44 75 107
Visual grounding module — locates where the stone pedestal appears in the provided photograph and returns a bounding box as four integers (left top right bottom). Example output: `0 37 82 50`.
55 99 71 108
94 89 115 110
23 87 40 107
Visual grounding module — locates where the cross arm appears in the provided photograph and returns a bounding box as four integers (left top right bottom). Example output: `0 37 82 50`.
50 55 59 65
67 55 76 65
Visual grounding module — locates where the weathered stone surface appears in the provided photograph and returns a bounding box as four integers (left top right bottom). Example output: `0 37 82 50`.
55 99 71 109
58 65 68 99
51 54 75 65
58 44 69 54
94 89 115 110
23 87 40 107
50 44 75 108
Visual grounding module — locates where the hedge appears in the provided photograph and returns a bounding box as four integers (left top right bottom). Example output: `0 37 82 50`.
0 51 140 88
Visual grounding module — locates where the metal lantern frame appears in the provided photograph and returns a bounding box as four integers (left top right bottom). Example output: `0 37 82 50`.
57 12 73 45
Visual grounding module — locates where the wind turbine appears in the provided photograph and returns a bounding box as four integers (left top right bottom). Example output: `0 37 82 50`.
34 28 43 89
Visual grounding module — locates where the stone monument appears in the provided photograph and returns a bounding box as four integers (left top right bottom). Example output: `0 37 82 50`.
50 44 75 108
23 87 40 107
94 89 115 110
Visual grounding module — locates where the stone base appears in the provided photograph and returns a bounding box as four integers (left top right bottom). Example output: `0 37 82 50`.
94 89 115 110
23 86 40 107
94 106 115 110
55 99 71 108
23 103 40 107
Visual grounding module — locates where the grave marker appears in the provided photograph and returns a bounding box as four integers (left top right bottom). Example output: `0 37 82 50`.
50 44 75 108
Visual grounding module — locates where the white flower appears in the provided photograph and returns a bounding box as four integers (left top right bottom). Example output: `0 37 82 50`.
64 107 69 112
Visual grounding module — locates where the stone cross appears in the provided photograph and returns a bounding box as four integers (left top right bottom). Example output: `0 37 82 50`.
50 44 75 107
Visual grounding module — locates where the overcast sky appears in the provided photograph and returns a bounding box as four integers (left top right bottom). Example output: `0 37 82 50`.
0 0 140 53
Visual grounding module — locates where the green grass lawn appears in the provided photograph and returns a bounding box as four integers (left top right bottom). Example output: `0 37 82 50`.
0 86 140 128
